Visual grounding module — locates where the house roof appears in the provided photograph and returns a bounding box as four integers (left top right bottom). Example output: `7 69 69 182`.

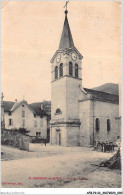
59 11 74 50
3 100 48 117
41 100 51 115
84 88 119 104
10 100 37 115
3 101 14 112
30 103 48 117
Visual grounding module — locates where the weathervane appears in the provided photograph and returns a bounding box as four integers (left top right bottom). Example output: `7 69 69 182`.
63 1 69 15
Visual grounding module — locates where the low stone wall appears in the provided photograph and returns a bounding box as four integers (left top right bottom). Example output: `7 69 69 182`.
1 129 31 151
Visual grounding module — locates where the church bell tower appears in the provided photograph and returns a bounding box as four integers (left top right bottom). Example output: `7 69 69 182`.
50 5 83 146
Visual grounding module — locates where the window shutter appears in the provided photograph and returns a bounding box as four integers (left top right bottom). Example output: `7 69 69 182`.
8 119 10 126
55 66 58 79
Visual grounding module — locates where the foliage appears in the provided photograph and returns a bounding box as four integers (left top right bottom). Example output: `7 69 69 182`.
12 128 30 135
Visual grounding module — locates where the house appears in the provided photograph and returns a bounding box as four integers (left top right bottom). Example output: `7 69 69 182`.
30 101 51 141
2 99 48 138
50 7 121 146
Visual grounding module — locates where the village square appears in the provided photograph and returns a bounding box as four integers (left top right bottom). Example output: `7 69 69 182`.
1 1 121 189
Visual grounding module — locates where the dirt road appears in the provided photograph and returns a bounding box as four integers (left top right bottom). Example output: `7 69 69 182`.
1 145 121 188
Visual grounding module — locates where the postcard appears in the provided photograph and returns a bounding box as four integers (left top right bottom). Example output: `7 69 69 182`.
1 0 122 194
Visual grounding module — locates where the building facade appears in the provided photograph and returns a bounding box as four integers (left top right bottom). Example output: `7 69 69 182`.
79 88 119 146
2 99 48 138
50 9 120 146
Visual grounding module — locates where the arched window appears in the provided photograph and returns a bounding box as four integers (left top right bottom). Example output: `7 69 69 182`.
59 63 63 77
107 119 111 134
55 108 62 115
55 66 58 79
69 62 73 76
75 64 78 77
95 118 100 132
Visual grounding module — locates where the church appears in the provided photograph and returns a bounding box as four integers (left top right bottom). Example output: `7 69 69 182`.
50 7 120 146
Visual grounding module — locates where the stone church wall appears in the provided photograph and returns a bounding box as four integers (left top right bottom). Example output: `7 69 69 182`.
79 100 92 146
66 126 80 146
51 77 67 120
66 77 81 120
79 99 119 146
50 126 67 146
89 100 119 144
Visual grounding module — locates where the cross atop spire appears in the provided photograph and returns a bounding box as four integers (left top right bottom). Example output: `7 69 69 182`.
63 1 69 15
59 1 74 50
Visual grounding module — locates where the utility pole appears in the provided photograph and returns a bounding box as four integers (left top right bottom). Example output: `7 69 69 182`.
92 98 95 146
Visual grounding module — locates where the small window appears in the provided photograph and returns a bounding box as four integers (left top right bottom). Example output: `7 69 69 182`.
34 114 36 118
75 64 78 77
107 119 111 134
56 129 60 132
8 111 11 116
55 108 62 115
22 105 25 107
9 119 13 126
22 110 25 118
55 66 58 79
36 132 41 136
34 120 37 127
22 119 25 127
69 62 73 76
59 63 63 77
95 118 100 132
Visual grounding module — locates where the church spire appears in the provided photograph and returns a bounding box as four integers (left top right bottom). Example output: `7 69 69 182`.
59 3 74 50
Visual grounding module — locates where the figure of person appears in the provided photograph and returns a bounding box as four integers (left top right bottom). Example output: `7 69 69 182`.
101 142 104 152
104 143 106 152
44 138 47 146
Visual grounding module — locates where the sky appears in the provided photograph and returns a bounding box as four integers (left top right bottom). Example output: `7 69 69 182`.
1 1 121 103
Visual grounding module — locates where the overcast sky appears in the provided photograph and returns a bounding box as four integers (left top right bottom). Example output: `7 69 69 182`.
1 1 121 103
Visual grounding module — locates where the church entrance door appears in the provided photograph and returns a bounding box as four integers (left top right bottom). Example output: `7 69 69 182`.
56 130 61 146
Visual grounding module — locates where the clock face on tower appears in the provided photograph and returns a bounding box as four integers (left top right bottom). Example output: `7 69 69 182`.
71 52 77 61
56 54 61 63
